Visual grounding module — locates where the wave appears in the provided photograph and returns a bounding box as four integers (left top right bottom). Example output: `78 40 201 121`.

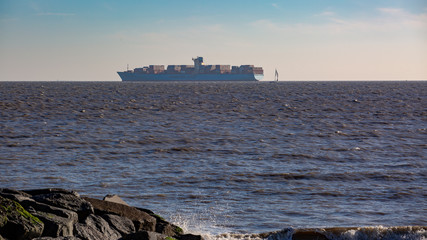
203 226 426 240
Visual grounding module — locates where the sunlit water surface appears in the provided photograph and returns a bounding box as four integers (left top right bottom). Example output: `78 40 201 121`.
1 81 425 236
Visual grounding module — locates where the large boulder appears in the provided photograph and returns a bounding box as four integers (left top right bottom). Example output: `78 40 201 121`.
73 223 107 240
15 197 79 237
292 230 328 240
23 189 79 196
136 208 183 237
73 214 121 240
29 190 93 221
103 194 129 206
0 196 44 240
102 213 135 235
0 189 32 202
19 198 78 221
155 221 183 237
177 234 204 240
122 230 169 240
31 208 77 237
266 228 329 240
33 237 81 240
83 197 156 232
83 214 121 239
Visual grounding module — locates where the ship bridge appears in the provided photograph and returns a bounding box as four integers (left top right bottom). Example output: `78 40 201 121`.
192 57 204 73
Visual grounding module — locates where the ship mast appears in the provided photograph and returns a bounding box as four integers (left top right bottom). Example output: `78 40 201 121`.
275 69 279 81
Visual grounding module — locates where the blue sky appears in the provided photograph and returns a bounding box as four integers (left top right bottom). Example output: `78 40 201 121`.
1 0 426 81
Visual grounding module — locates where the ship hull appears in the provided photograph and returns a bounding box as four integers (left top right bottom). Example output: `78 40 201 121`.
118 72 263 81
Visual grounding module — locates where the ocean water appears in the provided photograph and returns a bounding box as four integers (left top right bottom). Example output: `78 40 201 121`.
0 81 426 238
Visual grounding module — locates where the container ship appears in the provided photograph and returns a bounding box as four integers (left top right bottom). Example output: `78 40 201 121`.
117 57 263 81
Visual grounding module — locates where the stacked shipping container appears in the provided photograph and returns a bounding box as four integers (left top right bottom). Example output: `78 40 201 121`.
127 59 263 75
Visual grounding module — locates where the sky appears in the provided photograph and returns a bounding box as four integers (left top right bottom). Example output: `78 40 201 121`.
0 0 426 81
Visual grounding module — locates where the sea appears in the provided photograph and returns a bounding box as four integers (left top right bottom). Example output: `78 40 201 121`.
0 81 426 239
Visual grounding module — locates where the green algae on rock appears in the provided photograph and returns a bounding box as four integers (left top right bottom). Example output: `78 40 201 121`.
0 196 44 240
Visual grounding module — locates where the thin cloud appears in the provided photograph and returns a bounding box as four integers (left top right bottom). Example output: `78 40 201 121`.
271 3 279 9
252 8 427 35
29 1 75 17
378 8 405 15
314 11 335 17
376 8 427 29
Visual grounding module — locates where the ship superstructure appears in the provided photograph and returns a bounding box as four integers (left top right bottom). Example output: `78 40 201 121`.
117 57 263 81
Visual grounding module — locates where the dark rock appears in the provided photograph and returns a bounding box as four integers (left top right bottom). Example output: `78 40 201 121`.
103 194 129 206
177 234 204 240
74 214 121 240
0 188 32 202
292 230 328 240
102 214 135 235
20 198 78 221
1 189 79 237
85 214 121 239
136 207 156 215
1 189 202 240
0 196 44 240
83 197 156 232
31 209 77 237
17 196 79 238
33 237 81 240
136 208 182 237
266 228 293 240
32 192 94 221
122 231 168 240
23 189 79 197
73 222 106 240
156 222 183 237
266 228 328 240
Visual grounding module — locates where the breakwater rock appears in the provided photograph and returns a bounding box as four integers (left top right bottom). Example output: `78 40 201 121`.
0 188 202 240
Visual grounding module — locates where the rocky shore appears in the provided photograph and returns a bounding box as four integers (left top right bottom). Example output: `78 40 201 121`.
1 188 426 240
0 188 203 240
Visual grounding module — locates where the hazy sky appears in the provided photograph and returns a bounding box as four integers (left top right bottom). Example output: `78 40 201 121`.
1 0 426 81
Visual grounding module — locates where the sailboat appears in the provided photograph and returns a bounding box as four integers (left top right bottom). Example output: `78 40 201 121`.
274 69 279 81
